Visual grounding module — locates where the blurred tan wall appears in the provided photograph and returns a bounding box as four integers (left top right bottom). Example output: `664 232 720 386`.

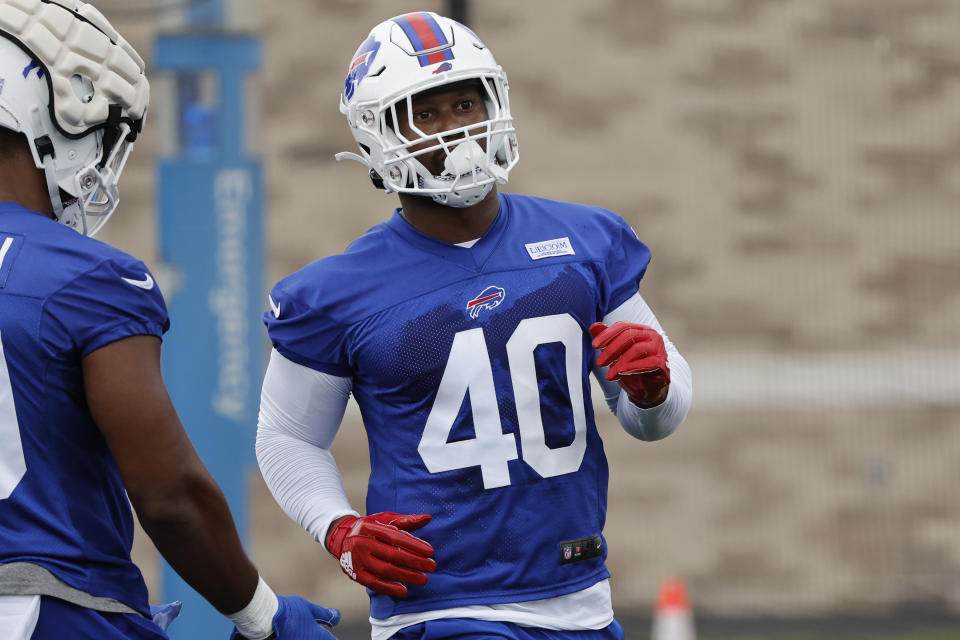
100 0 960 623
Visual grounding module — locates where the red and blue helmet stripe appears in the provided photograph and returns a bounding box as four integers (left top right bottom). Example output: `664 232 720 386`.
393 12 455 67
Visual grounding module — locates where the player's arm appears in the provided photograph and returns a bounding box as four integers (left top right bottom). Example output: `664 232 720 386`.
84 336 339 639
257 348 436 598
591 292 692 441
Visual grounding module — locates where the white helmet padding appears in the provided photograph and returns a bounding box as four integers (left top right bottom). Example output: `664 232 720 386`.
336 12 519 208
0 0 148 235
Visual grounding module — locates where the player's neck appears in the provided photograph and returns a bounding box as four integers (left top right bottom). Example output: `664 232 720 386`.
398 188 500 245
0 155 53 216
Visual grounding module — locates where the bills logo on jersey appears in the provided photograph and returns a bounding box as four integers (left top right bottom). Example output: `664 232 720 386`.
466 285 505 319
344 35 381 101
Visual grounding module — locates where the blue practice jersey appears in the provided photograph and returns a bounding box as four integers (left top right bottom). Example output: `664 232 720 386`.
266 193 650 619
0 203 169 615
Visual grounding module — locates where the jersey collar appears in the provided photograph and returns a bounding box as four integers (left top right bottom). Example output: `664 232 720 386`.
385 193 512 272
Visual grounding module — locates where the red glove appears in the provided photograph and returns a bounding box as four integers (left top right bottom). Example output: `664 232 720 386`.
325 512 436 598
590 322 670 408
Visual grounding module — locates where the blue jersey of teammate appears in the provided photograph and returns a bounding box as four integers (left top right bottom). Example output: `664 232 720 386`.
265 193 650 619
0 202 168 616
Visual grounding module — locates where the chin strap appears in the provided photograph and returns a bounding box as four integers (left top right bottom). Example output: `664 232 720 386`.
336 140 508 204
30 100 87 234
36 134 87 234
40 148 86 234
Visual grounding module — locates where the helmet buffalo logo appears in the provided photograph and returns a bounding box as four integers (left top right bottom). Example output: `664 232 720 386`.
466 286 505 319
432 62 453 74
344 35 381 101
22 60 44 79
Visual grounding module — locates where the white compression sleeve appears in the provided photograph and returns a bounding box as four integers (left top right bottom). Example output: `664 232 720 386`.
256 349 360 547
592 293 693 441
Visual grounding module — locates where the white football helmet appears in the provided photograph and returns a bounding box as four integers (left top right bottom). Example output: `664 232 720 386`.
336 11 519 208
0 0 148 236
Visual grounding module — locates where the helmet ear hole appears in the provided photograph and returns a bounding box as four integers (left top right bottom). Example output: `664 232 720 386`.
70 74 95 104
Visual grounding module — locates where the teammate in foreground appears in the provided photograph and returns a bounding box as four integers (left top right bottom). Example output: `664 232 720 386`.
0 2 338 638
257 11 692 640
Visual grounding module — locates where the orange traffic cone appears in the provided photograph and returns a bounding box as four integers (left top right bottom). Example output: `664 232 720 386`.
651 577 695 640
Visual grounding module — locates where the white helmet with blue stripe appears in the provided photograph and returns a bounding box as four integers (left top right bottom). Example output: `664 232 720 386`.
337 12 519 208
0 0 148 236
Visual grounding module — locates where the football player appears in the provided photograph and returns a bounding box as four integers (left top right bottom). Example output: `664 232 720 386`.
0 2 339 638
257 11 692 640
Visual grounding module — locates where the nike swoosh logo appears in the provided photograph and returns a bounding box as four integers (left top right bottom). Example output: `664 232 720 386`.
122 273 155 290
269 295 281 318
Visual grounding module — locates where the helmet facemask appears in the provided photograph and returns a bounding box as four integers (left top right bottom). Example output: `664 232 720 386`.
379 76 515 208
55 120 135 236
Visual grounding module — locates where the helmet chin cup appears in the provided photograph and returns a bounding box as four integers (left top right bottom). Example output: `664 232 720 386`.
422 175 494 208
413 140 502 208
443 140 487 177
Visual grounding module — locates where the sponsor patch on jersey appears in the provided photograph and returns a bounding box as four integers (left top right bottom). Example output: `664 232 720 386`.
466 285 505 319
559 534 603 565
525 237 575 261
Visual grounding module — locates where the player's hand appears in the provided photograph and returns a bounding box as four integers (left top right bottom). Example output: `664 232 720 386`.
229 595 340 639
325 512 436 598
590 322 670 408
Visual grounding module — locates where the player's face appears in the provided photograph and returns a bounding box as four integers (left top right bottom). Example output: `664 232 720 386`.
396 81 489 176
